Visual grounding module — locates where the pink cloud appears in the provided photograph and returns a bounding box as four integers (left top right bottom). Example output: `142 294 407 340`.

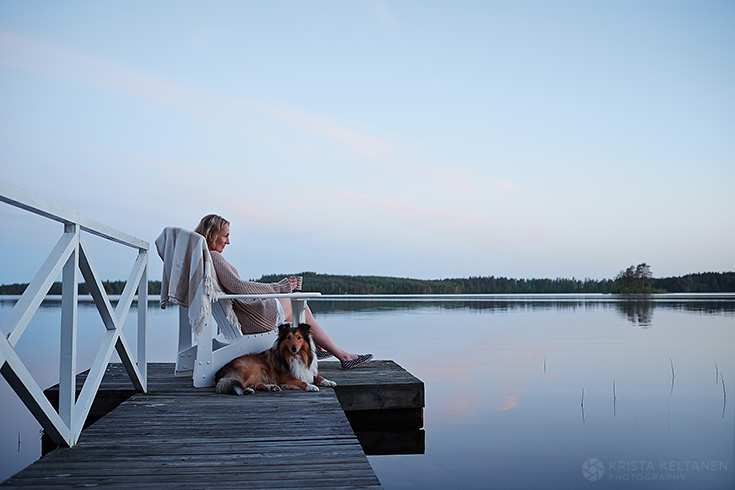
0 29 181 105
223 195 280 229
259 105 393 158
336 189 544 245
495 178 516 191
0 29 393 158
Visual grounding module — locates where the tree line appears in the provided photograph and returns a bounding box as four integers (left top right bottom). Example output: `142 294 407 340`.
258 273 617 294
262 267 735 294
0 281 148 296
1 268 733 296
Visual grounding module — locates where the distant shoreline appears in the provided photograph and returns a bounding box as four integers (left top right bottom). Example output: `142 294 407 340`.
1 270 733 295
1 292 735 303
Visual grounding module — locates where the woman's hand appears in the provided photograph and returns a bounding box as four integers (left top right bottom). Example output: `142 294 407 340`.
287 276 298 291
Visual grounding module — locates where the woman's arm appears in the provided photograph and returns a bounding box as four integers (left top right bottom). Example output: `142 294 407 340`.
211 252 291 294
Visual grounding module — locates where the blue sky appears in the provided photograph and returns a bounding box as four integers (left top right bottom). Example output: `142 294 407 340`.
1 1 733 284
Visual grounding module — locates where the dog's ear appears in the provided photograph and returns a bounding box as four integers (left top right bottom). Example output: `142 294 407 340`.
297 323 312 335
278 323 290 335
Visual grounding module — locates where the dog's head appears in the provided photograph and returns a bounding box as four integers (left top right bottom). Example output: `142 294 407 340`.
277 323 312 355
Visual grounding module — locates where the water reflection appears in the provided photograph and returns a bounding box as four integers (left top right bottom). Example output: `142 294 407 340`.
1 294 734 489
310 294 735 328
616 299 654 326
355 430 425 455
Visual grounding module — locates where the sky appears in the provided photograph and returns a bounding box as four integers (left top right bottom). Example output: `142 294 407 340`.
1 1 733 285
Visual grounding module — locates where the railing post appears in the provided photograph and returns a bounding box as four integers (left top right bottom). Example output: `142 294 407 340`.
137 250 148 387
59 223 80 434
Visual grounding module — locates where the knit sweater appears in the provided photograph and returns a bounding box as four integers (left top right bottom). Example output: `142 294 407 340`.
210 251 291 334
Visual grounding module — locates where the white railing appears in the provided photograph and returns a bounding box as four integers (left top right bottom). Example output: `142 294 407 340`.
0 180 148 447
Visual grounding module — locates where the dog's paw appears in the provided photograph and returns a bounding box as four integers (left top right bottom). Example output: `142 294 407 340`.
305 384 320 392
235 386 255 396
267 384 282 392
320 378 337 387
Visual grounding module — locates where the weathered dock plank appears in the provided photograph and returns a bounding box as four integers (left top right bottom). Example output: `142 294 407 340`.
43 360 425 433
3 363 383 489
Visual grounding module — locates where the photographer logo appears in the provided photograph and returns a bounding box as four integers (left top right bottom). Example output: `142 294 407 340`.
582 458 605 481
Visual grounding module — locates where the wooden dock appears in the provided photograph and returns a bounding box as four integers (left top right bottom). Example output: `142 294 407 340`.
3 361 423 489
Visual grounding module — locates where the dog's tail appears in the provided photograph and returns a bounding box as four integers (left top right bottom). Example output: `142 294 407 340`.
215 373 246 395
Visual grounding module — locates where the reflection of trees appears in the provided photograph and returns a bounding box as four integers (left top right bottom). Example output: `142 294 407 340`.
614 298 654 326
5 296 732 328
666 300 735 315
309 299 595 315
309 297 735 326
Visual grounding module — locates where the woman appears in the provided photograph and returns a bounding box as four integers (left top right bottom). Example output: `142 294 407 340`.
195 214 372 370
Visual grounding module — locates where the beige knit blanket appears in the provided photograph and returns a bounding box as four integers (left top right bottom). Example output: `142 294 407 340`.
155 227 217 338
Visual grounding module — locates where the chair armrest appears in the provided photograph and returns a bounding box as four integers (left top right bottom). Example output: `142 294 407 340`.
214 292 320 327
216 292 321 300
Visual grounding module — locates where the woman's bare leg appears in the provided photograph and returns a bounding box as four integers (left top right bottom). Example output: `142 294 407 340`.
278 299 358 362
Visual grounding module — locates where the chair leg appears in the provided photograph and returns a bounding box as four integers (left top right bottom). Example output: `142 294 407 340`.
291 298 307 326
175 306 194 376
193 312 214 388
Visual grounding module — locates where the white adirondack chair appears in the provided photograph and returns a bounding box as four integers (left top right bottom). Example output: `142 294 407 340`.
156 227 320 388
175 291 320 387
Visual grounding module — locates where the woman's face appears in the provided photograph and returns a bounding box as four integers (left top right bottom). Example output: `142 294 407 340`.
212 224 230 253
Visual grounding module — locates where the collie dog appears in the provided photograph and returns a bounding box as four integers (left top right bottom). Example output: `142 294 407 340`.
215 323 337 395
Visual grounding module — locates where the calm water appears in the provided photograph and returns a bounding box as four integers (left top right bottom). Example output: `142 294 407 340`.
1 294 733 489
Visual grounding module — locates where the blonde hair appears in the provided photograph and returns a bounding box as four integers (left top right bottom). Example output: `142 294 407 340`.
195 214 230 250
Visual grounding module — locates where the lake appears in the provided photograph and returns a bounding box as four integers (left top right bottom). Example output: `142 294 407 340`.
1 294 734 489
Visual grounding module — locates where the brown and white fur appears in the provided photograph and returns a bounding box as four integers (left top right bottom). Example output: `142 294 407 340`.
215 323 337 395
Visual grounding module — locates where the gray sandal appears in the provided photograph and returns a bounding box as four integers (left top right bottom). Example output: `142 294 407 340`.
316 350 333 360
340 354 373 370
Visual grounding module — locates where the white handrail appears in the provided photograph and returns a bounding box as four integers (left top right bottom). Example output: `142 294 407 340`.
0 180 146 249
0 180 148 447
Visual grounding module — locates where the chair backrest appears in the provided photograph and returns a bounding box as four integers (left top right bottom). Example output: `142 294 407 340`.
156 226 216 338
